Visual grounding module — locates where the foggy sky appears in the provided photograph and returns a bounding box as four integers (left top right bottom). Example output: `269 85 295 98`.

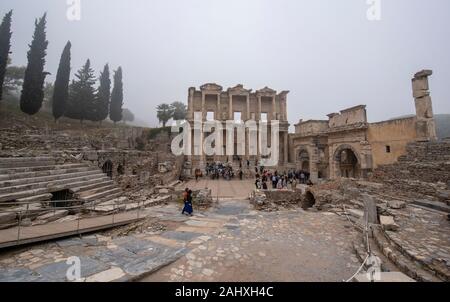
1 0 449 127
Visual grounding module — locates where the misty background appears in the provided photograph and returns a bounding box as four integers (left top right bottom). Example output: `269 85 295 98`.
1 0 449 128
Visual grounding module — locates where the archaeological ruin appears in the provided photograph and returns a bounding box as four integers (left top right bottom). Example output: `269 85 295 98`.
0 70 448 283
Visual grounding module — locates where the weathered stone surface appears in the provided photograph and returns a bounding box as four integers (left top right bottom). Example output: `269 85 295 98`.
363 194 378 225
380 216 399 231
35 210 69 223
387 200 406 209
0 212 16 225
85 267 125 282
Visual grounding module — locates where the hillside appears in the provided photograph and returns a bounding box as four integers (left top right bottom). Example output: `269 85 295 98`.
0 99 145 132
435 114 450 139
389 114 450 140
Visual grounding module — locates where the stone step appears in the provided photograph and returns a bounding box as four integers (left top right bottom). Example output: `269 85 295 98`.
16 193 53 203
382 229 449 281
0 165 97 181
0 163 90 175
412 199 450 214
0 187 50 203
0 173 107 195
80 187 122 202
0 175 109 203
372 228 441 282
70 180 115 194
352 233 402 274
77 184 118 197
93 192 124 205
0 160 57 169
0 170 101 189
0 156 55 163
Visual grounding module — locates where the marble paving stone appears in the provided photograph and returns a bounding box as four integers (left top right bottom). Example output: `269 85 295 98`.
161 231 202 242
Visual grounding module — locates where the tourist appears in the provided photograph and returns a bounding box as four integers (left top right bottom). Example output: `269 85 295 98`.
247 159 250 169
272 175 277 189
277 178 283 189
300 171 305 184
255 178 261 189
195 168 201 182
262 181 268 190
282 176 288 189
181 189 193 216
291 178 297 190
239 169 243 180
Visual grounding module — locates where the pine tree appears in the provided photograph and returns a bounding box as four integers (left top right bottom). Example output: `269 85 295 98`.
20 13 49 115
110 67 123 123
52 41 71 121
0 10 12 101
93 64 111 122
65 59 96 123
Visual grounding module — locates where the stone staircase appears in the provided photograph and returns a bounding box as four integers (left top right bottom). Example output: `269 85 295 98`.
372 227 444 282
351 223 445 282
0 156 129 228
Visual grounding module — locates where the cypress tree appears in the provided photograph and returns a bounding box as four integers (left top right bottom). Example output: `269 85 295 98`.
0 10 12 101
110 67 123 123
20 13 49 115
52 41 71 121
65 59 96 123
93 64 110 122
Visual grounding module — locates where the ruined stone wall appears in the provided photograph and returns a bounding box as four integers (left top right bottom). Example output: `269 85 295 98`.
328 105 367 128
367 117 418 168
294 120 329 136
0 126 144 152
371 141 450 201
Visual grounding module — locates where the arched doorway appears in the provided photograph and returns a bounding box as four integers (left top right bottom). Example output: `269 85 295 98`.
298 149 310 172
334 146 360 178
102 160 113 179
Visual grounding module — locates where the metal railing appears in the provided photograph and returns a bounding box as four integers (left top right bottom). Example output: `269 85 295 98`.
0 198 145 247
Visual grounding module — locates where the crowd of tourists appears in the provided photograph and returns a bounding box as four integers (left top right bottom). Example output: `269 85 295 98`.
254 169 312 190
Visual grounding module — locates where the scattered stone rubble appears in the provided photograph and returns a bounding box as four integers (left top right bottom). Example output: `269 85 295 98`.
300 141 450 282
250 189 304 212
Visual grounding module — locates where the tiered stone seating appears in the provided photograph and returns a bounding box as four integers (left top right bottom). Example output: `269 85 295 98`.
0 156 128 228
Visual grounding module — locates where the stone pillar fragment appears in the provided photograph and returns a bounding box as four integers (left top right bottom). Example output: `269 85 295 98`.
412 70 437 141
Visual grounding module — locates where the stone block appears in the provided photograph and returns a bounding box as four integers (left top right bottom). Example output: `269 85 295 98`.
380 215 399 231
387 200 406 209
0 212 17 225
414 69 432 78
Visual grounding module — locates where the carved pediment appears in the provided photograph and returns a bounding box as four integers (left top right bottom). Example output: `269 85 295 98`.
200 83 223 92
256 86 277 96
228 84 252 95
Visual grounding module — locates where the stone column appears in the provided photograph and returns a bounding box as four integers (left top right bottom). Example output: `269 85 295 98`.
188 88 195 120
246 95 250 120
217 93 221 120
201 92 206 121
272 96 276 120
412 70 437 141
257 96 262 120
284 132 289 165
229 94 233 120
310 146 319 183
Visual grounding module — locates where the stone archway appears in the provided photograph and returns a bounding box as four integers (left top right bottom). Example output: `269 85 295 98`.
297 149 310 173
333 145 361 178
